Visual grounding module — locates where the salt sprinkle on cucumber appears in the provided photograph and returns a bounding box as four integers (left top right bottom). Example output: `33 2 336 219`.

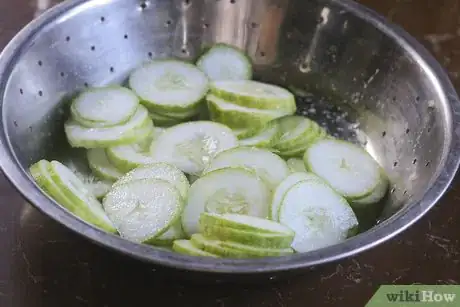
113 162 190 200
150 121 238 176
103 179 183 243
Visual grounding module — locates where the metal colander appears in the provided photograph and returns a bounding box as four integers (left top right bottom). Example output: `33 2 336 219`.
0 0 459 278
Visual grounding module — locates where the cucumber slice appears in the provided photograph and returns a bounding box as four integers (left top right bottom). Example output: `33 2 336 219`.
129 60 209 113
65 105 153 148
233 127 261 139
239 121 281 148
190 234 247 258
219 241 294 257
352 172 389 207
106 136 156 172
287 158 307 173
200 213 294 236
86 180 113 199
210 80 296 111
102 178 183 243
87 149 124 181
150 121 238 176
270 172 321 221
196 43 252 81
207 94 290 129
63 159 114 199
30 160 74 207
204 147 290 189
274 116 317 151
304 139 382 199
154 107 201 120
113 162 189 200
151 221 186 246
279 180 358 253
181 167 271 236
70 86 139 128
149 111 182 127
47 161 117 233
172 239 219 257
201 224 294 249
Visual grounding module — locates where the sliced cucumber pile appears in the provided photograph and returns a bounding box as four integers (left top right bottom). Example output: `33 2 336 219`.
207 80 296 136
304 139 389 207
196 43 252 81
65 105 153 148
238 120 281 148
28 42 389 259
175 213 294 258
29 160 117 233
273 115 328 158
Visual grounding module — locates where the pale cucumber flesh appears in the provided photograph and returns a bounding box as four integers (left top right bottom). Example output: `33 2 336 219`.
113 162 190 200
70 86 139 128
47 161 117 233
150 121 239 176
279 180 358 253
304 139 383 200
181 167 271 236
204 146 290 189
270 172 321 221
129 60 209 112
196 43 252 81
87 148 124 181
103 178 183 243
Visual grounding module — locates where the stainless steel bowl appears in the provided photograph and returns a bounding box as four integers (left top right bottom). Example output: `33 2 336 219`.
1 0 459 278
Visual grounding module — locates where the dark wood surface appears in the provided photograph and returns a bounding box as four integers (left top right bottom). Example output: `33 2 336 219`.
0 0 459 306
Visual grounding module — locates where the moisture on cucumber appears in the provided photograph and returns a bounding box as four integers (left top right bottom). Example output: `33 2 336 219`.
28 42 391 259
103 178 183 243
150 121 239 176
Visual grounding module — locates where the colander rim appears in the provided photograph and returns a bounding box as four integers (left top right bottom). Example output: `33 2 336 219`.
0 0 459 275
